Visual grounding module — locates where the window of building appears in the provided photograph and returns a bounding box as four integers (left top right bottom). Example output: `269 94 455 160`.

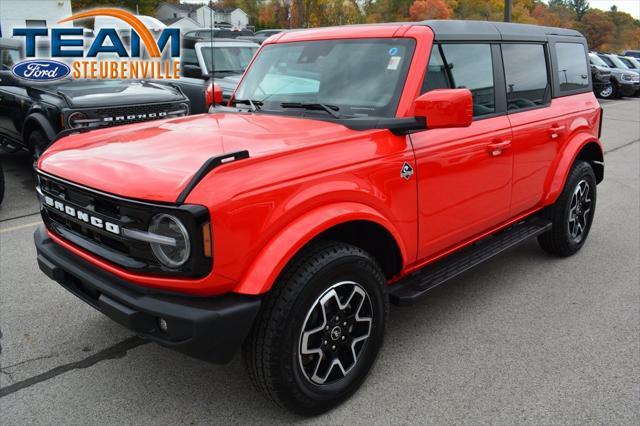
423 44 495 117
25 20 46 27
502 43 550 111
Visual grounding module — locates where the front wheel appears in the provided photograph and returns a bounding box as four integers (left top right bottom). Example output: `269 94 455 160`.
598 84 614 99
538 161 597 256
243 241 388 416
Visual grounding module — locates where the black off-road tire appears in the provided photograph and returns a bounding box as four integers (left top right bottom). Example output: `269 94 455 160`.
538 160 597 257
242 241 388 416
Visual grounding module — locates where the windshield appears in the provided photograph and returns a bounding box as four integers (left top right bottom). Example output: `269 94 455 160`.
233 38 416 118
200 46 257 74
589 54 609 67
608 55 629 69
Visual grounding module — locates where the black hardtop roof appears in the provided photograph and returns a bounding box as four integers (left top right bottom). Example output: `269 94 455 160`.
419 20 583 41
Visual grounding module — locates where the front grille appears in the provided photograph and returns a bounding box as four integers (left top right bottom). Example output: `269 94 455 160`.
66 102 188 129
37 172 211 278
93 102 180 120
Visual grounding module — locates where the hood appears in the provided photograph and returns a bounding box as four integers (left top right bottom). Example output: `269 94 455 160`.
606 67 636 77
39 112 362 203
52 80 186 108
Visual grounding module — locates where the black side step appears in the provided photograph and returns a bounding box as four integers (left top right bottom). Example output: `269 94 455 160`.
389 218 552 306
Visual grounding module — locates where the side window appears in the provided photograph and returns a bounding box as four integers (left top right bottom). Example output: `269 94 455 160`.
598 55 614 67
1 48 21 71
502 43 550 111
555 43 589 92
423 44 495 117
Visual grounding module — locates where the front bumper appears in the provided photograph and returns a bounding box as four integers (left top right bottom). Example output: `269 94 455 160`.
618 81 640 96
35 225 261 363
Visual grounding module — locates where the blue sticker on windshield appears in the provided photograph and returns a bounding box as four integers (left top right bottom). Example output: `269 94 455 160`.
388 47 398 56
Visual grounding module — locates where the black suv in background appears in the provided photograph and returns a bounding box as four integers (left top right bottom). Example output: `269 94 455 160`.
597 53 640 98
589 55 612 98
0 39 190 163
589 52 639 99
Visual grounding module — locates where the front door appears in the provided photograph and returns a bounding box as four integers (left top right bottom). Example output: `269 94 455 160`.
411 43 513 259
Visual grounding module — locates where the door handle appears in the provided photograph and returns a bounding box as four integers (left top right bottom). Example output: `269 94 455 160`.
549 124 566 139
486 140 511 157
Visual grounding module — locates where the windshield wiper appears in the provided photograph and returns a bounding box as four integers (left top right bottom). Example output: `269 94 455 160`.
233 98 263 112
212 70 243 76
280 102 341 119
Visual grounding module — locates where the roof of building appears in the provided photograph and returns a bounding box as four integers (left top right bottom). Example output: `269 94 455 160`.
157 1 199 13
162 16 198 26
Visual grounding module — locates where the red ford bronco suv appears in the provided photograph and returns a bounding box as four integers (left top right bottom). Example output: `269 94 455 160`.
34 21 604 415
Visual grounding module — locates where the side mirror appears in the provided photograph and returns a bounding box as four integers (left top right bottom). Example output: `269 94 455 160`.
205 83 224 110
183 64 205 79
414 88 473 129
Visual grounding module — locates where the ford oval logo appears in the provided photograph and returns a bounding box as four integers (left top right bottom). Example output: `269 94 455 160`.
12 59 70 82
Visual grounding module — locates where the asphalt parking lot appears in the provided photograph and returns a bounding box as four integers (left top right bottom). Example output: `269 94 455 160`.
1 98 638 424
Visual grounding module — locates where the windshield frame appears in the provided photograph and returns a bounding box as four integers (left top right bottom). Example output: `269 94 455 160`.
231 37 417 120
194 41 258 76
607 54 629 69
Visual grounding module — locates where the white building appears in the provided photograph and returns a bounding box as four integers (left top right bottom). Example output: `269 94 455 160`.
155 2 249 30
165 16 200 31
0 0 73 38
155 2 199 23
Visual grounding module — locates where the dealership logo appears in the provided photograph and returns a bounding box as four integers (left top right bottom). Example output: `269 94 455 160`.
12 8 181 80
12 59 70 82
43 194 121 236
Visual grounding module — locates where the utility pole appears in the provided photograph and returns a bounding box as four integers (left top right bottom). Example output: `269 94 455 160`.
504 0 512 22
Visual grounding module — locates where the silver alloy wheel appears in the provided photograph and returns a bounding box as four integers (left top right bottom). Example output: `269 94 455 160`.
298 281 373 385
568 179 592 242
600 85 613 98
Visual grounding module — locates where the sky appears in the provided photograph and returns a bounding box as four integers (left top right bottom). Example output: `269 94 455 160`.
589 1 640 19
181 0 640 19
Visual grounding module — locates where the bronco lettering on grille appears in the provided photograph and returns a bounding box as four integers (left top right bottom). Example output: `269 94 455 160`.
43 195 121 235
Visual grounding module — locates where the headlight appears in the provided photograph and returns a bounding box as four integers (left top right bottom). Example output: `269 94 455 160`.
149 214 191 268
178 102 189 116
67 112 89 128
622 73 634 81
167 102 190 117
67 111 103 129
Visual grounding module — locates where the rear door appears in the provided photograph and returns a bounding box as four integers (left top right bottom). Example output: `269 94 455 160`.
502 42 562 215
411 43 514 259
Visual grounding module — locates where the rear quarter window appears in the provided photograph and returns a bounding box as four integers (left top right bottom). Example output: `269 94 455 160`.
555 43 589 92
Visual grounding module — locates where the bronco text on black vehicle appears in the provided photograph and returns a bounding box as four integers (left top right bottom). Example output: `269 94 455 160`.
0 39 190 162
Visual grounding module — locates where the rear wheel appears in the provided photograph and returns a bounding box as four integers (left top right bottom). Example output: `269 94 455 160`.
538 161 597 256
243 241 388 416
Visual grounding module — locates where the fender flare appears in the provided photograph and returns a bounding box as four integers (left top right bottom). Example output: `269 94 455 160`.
233 202 408 295
22 112 57 143
543 133 604 206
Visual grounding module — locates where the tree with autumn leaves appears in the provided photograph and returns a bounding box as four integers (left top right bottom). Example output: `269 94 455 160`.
257 0 639 51
70 0 639 52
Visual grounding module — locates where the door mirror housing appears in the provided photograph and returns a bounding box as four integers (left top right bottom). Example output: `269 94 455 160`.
205 83 224 110
183 64 205 79
414 89 473 129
